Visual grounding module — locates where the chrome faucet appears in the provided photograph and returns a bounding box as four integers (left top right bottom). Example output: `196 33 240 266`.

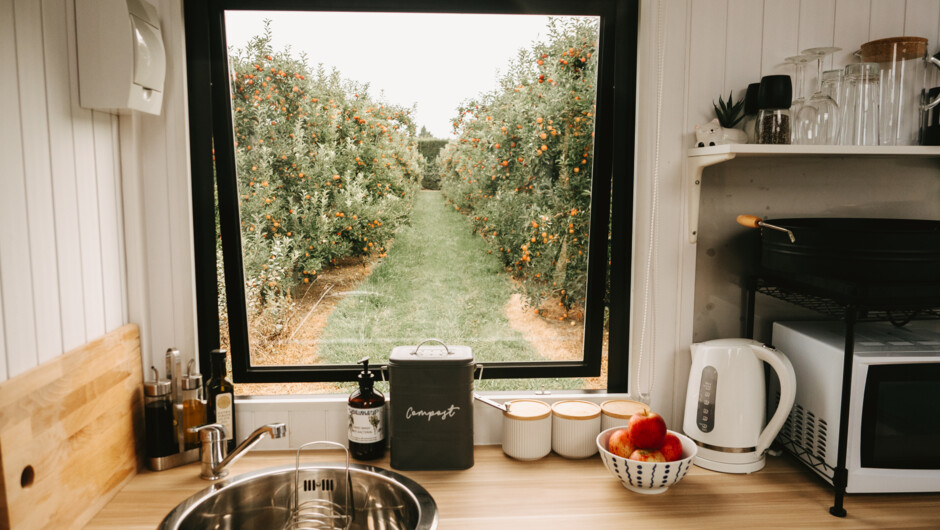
189 422 287 480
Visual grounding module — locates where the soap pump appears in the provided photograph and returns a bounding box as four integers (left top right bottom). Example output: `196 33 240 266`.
348 357 387 460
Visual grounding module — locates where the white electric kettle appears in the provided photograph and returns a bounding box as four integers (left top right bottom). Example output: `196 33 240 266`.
682 338 796 474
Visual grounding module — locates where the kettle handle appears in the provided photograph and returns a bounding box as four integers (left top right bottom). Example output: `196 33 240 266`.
924 54 940 111
749 344 797 455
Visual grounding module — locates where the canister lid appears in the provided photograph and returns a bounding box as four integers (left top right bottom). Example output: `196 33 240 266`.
389 340 473 365
551 400 601 420
144 366 172 397
758 75 792 110
503 399 551 421
744 82 760 116
601 399 649 420
860 36 927 63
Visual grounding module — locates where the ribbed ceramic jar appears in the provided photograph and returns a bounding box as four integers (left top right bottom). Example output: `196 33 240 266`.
501 399 552 461
600 399 649 431
551 400 601 459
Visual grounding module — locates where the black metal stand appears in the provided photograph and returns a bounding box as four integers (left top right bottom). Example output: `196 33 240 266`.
743 272 940 518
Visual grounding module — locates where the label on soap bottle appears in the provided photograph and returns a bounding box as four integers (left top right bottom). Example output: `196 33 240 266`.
216 393 234 441
348 404 385 444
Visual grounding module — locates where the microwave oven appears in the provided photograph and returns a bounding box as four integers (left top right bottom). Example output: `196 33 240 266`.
770 320 940 494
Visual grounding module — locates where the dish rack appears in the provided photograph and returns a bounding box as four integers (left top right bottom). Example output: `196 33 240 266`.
286 441 352 530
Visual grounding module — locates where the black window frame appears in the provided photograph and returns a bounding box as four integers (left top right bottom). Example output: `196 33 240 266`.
184 0 637 391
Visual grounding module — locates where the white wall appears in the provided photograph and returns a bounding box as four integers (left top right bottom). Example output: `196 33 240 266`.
120 0 200 376
631 0 940 425
0 0 128 381
0 0 197 382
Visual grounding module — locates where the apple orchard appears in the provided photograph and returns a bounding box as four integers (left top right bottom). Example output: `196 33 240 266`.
223 18 601 338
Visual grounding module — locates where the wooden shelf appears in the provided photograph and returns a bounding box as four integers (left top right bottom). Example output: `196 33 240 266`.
688 144 940 158
685 144 940 244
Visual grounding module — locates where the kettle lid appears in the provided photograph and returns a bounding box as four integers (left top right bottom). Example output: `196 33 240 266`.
693 338 764 349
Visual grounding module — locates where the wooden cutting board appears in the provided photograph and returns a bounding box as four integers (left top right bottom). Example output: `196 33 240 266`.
0 324 143 530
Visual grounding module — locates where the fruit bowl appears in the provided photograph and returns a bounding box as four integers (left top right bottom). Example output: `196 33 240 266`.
596 427 697 495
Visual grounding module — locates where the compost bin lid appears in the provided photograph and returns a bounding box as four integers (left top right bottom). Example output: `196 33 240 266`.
389 339 473 366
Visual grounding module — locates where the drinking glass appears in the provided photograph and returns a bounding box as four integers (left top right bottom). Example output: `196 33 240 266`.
821 69 843 107
785 54 813 142
796 47 841 145
840 63 880 146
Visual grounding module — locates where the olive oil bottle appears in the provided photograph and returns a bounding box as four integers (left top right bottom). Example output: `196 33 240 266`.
206 349 236 453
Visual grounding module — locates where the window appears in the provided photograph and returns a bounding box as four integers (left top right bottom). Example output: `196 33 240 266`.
185 0 637 392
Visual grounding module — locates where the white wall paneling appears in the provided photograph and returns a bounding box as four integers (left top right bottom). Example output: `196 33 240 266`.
120 0 200 376
0 0 128 380
43 0 85 354
724 0 764 98
760 0 801 78
832 0 871 67
65 0 107 342
798 0 835 74
630 0 940 424
161 0 199 369
869 0 907 41
15 0 63 366
0 0 38 378
686 0 728 130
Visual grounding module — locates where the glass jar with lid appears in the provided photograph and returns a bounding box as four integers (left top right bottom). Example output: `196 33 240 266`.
757 75 793 144
181 360 206 451
144 367 178 459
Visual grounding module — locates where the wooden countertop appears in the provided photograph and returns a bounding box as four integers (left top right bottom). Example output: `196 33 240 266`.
86 446 940 529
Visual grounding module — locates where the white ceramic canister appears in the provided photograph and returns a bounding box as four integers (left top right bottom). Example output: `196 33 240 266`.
551 400 601 459
600 399 649 431
501 399 552 461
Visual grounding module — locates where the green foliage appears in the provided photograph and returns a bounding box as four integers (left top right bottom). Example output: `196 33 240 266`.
227 22 421 325
437 18 598 312
417 138 448 190
417 138 448 161
713 91 745 128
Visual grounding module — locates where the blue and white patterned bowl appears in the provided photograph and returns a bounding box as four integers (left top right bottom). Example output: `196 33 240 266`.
596 427 697 494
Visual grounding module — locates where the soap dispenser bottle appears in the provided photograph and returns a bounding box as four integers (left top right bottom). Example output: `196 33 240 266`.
348 357 386 460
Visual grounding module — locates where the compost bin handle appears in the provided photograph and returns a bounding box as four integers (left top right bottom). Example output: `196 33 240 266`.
412 338 453 356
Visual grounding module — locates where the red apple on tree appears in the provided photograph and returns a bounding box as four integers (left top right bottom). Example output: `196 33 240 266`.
626 410 667 449
608 428 635 458
628 448 666 462
660 432 683 461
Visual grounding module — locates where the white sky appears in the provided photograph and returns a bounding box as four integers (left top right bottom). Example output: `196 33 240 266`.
224 12 583 138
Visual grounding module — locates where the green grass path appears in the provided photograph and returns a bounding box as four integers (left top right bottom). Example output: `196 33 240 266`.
317 190 582 391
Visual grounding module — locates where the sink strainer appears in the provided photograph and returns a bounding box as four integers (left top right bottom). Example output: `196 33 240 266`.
287 441 352 530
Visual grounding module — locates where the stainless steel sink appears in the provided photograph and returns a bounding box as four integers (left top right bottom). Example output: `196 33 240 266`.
159 463 438 529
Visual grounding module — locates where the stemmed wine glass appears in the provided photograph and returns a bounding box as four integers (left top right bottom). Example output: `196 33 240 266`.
785 54 814 143
796 47 842 145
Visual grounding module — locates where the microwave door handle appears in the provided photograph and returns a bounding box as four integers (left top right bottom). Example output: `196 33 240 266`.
750 344 797 455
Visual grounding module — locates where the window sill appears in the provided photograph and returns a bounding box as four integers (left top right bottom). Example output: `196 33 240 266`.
234 391 635 450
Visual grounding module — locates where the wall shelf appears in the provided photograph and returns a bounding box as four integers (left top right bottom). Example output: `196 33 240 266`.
688 144 940 158
686 144 940 243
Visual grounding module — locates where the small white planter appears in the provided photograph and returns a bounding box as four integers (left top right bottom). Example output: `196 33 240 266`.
551 400 601 459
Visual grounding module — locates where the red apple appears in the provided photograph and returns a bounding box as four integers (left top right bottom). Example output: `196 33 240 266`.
628 448 666 462
660 433 683 461
626 410 667 449
608 428 635 458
